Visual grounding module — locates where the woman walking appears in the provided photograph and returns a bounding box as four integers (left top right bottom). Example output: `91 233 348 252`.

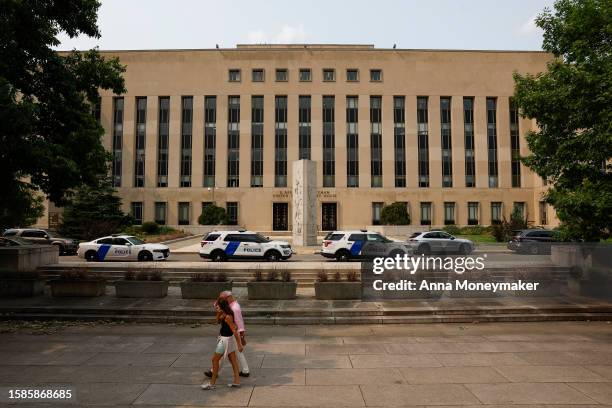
201 298 244 390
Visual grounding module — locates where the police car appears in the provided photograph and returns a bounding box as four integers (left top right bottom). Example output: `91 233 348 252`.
77 235 170 262
199 230 293 261
320 230 412 261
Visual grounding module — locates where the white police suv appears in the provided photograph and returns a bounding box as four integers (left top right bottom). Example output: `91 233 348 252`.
320 230 412 261
77 235 170 262
199 230 293 262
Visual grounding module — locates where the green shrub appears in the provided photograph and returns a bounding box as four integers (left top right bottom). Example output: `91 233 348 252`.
198 204 227 225
460 225 484 235
380 202 410 225
141 222 159 234
443 225 461 235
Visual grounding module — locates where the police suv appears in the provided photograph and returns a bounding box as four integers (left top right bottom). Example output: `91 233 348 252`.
77 235 170 262
199 230 293 261
320 230 412 261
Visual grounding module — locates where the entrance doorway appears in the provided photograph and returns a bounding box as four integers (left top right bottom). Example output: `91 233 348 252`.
321 203 337 231
273 203 289 231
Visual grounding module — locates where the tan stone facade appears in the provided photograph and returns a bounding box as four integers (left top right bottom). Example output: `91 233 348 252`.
43 45 557 232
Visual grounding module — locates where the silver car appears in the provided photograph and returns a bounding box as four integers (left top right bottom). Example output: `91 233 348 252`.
407 231 474 255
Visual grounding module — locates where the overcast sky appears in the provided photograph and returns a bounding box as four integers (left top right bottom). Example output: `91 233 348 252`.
55 0 555 51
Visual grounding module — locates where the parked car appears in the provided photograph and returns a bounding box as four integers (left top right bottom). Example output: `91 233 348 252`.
406 231 474 255
0 236 40 247
320 230 411 261
507 229 560 255
77 235 170 262
2 228 78 255
199 230 293 262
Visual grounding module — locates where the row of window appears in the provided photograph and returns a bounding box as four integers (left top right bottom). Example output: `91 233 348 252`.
130 201 239 226
111 95 521 190
229 68 382 83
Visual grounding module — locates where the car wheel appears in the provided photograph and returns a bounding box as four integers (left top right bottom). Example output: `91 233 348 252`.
138 251 153 262
417 244 430 255
460 244 471 255
85 250 99 262
529 245 540 255
265 250 281 262
211 250 227 262
335 249 350 262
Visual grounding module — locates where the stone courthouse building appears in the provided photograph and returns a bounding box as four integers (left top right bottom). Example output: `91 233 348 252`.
44 44 556 232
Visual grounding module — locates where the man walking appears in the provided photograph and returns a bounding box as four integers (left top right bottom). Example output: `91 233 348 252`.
205 291 249 378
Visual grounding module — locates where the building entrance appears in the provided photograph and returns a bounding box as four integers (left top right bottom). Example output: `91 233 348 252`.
322 203 337 231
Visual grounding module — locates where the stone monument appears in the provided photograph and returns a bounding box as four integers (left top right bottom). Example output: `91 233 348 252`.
292 160 317 246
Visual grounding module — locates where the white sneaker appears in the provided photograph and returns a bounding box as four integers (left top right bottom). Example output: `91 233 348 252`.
228 383 241 388
201 383 216 390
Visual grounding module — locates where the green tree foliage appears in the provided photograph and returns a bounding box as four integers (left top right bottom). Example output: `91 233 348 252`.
491 207 529 242
513 0 612 240
198 205 228 225
0 0 126 230
58 178 132 240
380 202 411 225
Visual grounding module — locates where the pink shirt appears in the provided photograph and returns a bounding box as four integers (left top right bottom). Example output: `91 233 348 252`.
230 301 245 333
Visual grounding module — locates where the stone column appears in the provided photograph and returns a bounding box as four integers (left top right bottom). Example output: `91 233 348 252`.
292 160 317 246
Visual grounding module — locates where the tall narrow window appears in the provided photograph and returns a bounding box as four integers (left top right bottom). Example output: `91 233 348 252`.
112 97 124 187
420 202 432 225
509 98 521 187
440 97 453 187
417 97 429 187
251 96 264 187
487 97 499 187
463 97 475 187
372 202 383 225
204 96 216 187
346 96 359 187
513 202 526 220
134 97 146 187
370 96 382 187
275 96 288 187
154 202 167 225
226 202 238 225
299 96 311 159
180 96 193 187
444 202 456 225
178 202 190 225
491 202 502 224
468 202 479 225
157 97 169 187
227 96 240 187
131 202 143 225
323 96 335 187
539 201 548 225
394 96 406 187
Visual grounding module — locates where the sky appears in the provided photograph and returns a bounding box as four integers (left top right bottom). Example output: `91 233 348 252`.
55 0 555 51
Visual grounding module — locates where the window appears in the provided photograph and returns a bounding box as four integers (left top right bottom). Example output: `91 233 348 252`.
204 96 216 187
370 69 382 82
370 96 382 187
131 202 143 225
202 201 214 212
298 96 311 159
539 201 548 225
491 202 502 224
134 97 146 187
393 96 406 187
252 69 264 82
487 97 499 187
440 97 453 187
346 96 359 187
299 68 311 82
323 96 335 187
154 202 166 225
346 69 359 82
513 202 525 221
420 202 432 225
112 97 124 187
229 69 241 82
463 97 475 187
468 202 479 225
251 96 264 187
275 69 288 82
226 202 238 225
180 96 193 187
417 96 429 187
348 233 366 242
227 96 240 187
157 97 170 187
275 96 288 187
444 202 455 225
178 202 190 225
323 69 335 82
510 98 521 187
372 202 383 225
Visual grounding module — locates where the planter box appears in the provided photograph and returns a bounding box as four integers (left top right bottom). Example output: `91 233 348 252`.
50 280 106 297
114 280 168 298
315 282 361 300
180 280 233 299
247 281 297 300
0 278 45 297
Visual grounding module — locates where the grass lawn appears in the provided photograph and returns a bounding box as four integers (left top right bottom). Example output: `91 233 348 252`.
456 234 500 244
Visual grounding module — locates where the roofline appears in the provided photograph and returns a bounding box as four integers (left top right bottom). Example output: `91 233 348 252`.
56 47 547 54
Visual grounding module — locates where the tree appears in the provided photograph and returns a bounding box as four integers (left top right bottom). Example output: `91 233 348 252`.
380 202 411 225
198 205 228 225
0 0 126 230
58 178 132 241
513 0 612 240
